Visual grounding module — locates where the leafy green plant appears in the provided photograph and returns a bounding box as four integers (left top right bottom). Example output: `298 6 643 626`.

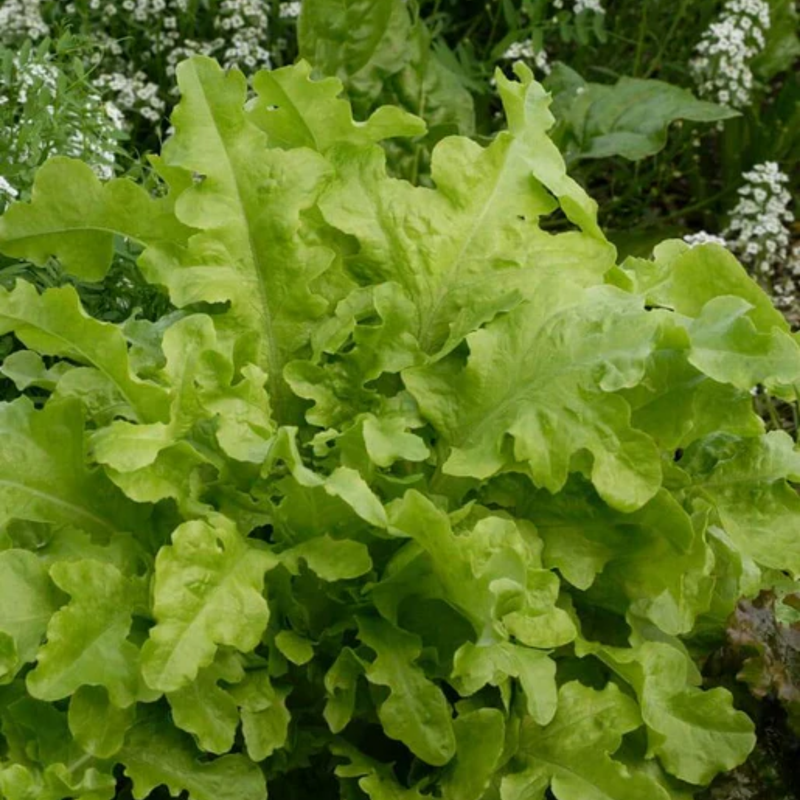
0 56 799 799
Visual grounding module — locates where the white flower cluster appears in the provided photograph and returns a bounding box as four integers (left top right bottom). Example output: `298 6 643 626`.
0 0 49 45
95 70 166 123
502 39 550 74
683 231 728 248
280 1 302 19
552 0 605 14
0 49 124 192
690 0 770 108
215 0 271 71
725 161 793 276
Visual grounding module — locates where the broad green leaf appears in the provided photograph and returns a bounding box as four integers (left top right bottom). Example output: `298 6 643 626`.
121 712 267 800
275 630 314 665
167 651 244 755
686 295 800 390
621 331 763 451
228 669 291 761
0 157 192 281
452 641 557 725
525 481 714 635
405 284 661 512
0 350 71 392
0 550 61 682
587 641 756 784
357 615 456 765
145 57 336 422
623 241 789 334
249 60 426 151
319 68 613 359
67 686 135 759
280 534 373 581
0 282 170 423
324 647 365 733
26 559 142 706
500 681 671 800
441 708 505 800
0 398 147 538
92 314 274 473
299 0 411 102
378 491 574 647
547 66 738 162
141 515 279 692
333 741 429 799
681 431 800 576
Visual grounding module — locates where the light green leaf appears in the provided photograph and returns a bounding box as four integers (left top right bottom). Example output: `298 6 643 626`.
380 491 573 646
319 68 613 359
452 641 557 725
405 283 661 512
357 615 456 765
141 515 279 692
67 686 135 759
441 708 505 800
146 56 336 422
0 157 192 281
228 669 291 761
121 712 267 800
167 651 244 755
249 60 426 151
588 641 756 784
500 681 670 800
324 647 365 733
280 534 373 581
0 398 150 537
275 630 314 665
681 431 800 576
26 559 142 706
0 350 71 392
0 282 169 423
623 241 789 334
686 295 800 390
528 481 714 635
332 741 429 799
0 550 61 682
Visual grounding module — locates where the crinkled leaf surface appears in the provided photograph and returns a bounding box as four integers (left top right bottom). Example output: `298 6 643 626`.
405 283 661 511
0 157 191 281
122 711 267 800
26 559 142 706
681 432 800 576
357 615 456 765
585 640 756 784
0 551 61 682
142 515 278 692
500 681 670 800
0 398 147 537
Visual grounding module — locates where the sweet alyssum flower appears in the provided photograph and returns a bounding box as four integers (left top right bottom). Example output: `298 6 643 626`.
502 39 550 75
690 0 770 108
553 0 605 14
0 0 49 45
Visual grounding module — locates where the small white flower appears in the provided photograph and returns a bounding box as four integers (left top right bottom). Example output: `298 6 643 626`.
0 176 19 199
690 0 770 108
279 1 302 18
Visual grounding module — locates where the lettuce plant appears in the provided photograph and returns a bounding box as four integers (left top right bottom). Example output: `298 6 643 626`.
0 56 799 800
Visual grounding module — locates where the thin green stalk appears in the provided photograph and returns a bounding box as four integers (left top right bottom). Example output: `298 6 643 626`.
632 2 648 77
643 0 690 79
